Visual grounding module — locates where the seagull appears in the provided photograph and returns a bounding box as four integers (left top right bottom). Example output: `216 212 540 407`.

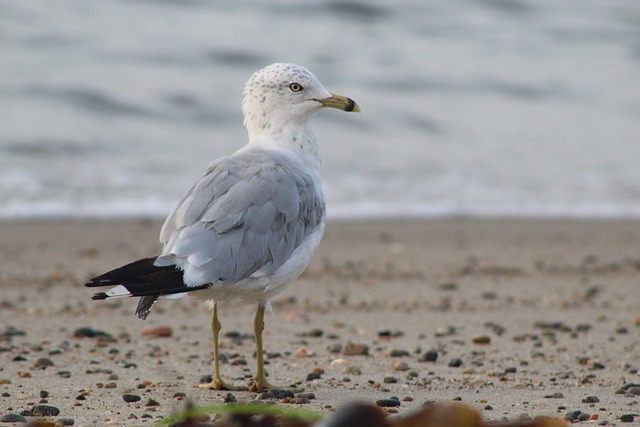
85 63 360 391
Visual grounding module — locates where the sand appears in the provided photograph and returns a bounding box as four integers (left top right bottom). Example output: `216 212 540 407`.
1 218 639 426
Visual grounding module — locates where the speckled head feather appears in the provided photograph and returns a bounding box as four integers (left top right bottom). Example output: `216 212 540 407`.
242 63 332 141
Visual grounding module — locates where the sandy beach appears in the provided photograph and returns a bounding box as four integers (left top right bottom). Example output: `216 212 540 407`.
1 218 639 426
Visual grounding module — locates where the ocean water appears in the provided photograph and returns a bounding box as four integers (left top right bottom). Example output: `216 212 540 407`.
2 0 640 219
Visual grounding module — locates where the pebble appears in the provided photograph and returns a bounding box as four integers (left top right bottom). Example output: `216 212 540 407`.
342 342 369 356
435 326 456 337
122 394 141 403
565 410 583 421
34 357 55 368
625 386 640 395
392 361 410 371
306 372 322 381
73 327 113 339
327 343 343 353
296 392 315 400
420 349 438 362
472 335 491 345
299 328 323 337
59 418 75 426
582 395 600 403
141 326 173 338
1 414 27 423
376 398 401 407
0 326 26 337
385 348 410 357
544 392 564 399
39 390 49 398
145 398 160 407
322 403 388 427
269 389 294 399
383 376 398 384
330 358 348 367
342 366 361 375
294 346 314 357
620 414 635 423
448 358 463 367
33 405 60 416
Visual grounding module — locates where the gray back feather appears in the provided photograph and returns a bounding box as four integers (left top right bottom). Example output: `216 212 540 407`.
159 148 325 284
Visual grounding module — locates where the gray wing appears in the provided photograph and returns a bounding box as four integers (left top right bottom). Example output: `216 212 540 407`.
157 148 325 285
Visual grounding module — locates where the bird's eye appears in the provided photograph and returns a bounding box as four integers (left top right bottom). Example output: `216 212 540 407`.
289 83 303 92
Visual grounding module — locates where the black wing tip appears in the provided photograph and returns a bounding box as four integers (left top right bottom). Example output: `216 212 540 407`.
91 292 108 300
84 279 114 288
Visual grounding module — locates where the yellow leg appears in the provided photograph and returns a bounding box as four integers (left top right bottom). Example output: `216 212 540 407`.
198 302 247 391
249 304 293 392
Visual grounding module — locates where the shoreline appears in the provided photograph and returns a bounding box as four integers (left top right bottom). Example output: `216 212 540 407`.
1 218 639 425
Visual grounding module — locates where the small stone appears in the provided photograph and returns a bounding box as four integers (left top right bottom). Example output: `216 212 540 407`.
435 326 456 337
330 358 348 367
122 394 141 403
484 405 493 410
141 326 173 337
145 398 160 407
73 327 112 339
383 376 398 384
271 389 294 399
1 414 27 423
582 395 599 403
57 371 71 378
306 372 321 381
385 348 410 357
504 367 517 374
438 282 458 291
327 343 342 353
626 386 640 395
296 392 315 400
472 335 491 345
620 414 635 423
342 342 369 356
33 405 60 416
0 326 26 337
565 410 582 421
342 366 361 375
544 392 564 399
12 355 27 362
392 361 410 371
448 358 463 367
376 398 401 407
34 357 54 368
294 346 314 357
577 413 591 421
292 397 310 404
420 350 438 362
39 390 49 398
59 418 75 426
258 391 275 399
299 328 323 337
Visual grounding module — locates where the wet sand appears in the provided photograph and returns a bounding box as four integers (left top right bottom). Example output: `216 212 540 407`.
1 218 639 426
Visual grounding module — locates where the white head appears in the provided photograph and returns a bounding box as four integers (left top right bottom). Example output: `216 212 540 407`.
242 63 359 142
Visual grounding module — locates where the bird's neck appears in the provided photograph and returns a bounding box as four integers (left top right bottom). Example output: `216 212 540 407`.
246 122 321 171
